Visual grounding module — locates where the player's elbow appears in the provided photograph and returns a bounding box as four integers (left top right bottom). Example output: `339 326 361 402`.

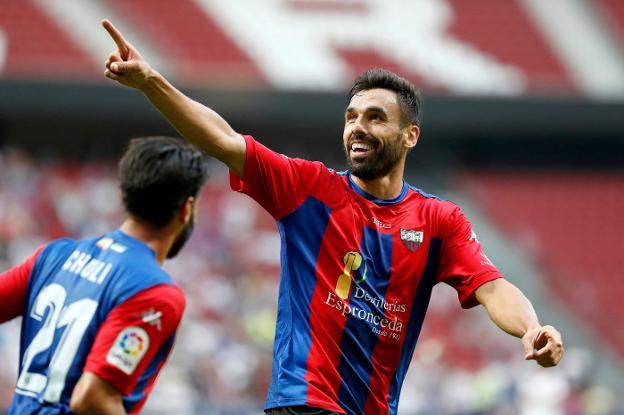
69 390 92 414
475 278 520 308
70 373 94 413
70 372 125 414
70 388 124 415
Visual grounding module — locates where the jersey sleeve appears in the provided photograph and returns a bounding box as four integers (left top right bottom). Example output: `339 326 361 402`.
230 135 326 219
84 284 185 395
437 205 503 308
0 245 46 323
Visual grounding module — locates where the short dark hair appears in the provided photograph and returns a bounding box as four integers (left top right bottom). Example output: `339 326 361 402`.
119 136 209 227
349 68 422 126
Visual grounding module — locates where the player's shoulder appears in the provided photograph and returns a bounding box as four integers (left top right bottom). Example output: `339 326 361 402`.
35 237 80 264
406 184 448 206
289 153 333 175
96 231 171 278
152 284 185 308
405 184 465 216
118 259 176 290
247 134 335 178
94 232 180 298
45 234 120 256
128 283 186 316
44 237 79 251
140 283 185 301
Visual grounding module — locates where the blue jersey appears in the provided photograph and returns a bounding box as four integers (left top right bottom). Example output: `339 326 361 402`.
2 230 185 414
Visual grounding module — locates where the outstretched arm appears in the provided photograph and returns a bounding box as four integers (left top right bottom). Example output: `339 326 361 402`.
475 278 564 367
101 19 246 177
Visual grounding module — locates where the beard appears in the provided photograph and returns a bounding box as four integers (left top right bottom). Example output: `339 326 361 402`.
344 132 404 181
166 213 195 259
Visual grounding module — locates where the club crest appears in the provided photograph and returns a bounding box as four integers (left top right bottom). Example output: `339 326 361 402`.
400 229 424 252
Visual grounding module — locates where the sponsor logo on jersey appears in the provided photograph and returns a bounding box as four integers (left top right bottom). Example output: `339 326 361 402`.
470 230 479 242
327 251 405 340
325 285 406 341
106 326 150 375
140 309 163 331
335 251 367 299
400 229 424 252
367 215 391 229
480 252 495 267
469 230 495 266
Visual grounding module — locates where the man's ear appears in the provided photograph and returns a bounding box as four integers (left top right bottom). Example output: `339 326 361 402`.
404 124 420 150
179 196 195 224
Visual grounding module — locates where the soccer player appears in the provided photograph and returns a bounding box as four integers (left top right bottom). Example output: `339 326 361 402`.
0 136 209 414
102 20 564 415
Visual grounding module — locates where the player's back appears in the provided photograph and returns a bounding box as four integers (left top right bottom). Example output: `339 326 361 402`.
8 229 175 414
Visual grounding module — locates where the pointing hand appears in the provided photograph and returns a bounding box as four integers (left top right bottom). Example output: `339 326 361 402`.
102 19 153 90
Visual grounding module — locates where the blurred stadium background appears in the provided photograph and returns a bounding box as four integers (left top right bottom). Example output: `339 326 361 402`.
1 0 624 414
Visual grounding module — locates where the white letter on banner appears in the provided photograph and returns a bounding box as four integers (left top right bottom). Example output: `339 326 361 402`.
195 0 525 94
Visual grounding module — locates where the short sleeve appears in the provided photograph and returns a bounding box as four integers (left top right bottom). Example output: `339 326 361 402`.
437 206 502 308
0 245 46 323
229 135 326 219
84 284 185 395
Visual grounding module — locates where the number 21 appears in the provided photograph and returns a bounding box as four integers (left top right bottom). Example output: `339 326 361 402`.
16 283 98 403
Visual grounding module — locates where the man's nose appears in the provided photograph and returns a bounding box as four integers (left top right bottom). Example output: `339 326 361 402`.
352 116 367 135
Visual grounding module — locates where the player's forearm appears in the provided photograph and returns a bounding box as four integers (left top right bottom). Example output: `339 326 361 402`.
475 278 540 338
140 71 246 176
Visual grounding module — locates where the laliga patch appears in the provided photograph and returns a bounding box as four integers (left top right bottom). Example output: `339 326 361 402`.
106 326 150 375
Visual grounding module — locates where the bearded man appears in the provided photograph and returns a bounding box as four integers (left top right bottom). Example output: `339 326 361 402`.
102 19 564 415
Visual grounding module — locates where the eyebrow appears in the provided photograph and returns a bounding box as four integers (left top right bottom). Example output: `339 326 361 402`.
345 106 388 116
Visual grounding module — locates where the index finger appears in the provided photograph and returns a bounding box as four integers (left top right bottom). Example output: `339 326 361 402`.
102 19 130 58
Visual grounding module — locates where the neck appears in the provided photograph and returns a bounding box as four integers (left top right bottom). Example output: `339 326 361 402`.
119 217 175 265
351 160 406 200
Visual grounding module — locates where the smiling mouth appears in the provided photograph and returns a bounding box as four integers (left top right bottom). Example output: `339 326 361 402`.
349 140 376 159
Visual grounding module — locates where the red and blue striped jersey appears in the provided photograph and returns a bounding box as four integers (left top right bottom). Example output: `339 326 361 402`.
0 230 185 414
231 136 502 415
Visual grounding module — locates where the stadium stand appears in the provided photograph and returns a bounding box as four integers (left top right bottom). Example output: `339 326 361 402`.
594 0 624 49
104 0 264 85
1 0 622 95
446 0 575 92
463 172 624 361
0 0 94 79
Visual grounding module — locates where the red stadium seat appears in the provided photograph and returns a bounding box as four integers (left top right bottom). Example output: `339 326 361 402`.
446 0 576 93
0 0 94 79
594 0 624 50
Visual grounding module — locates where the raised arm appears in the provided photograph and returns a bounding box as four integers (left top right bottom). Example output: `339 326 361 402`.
475 278 564 367
101 19 246 176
